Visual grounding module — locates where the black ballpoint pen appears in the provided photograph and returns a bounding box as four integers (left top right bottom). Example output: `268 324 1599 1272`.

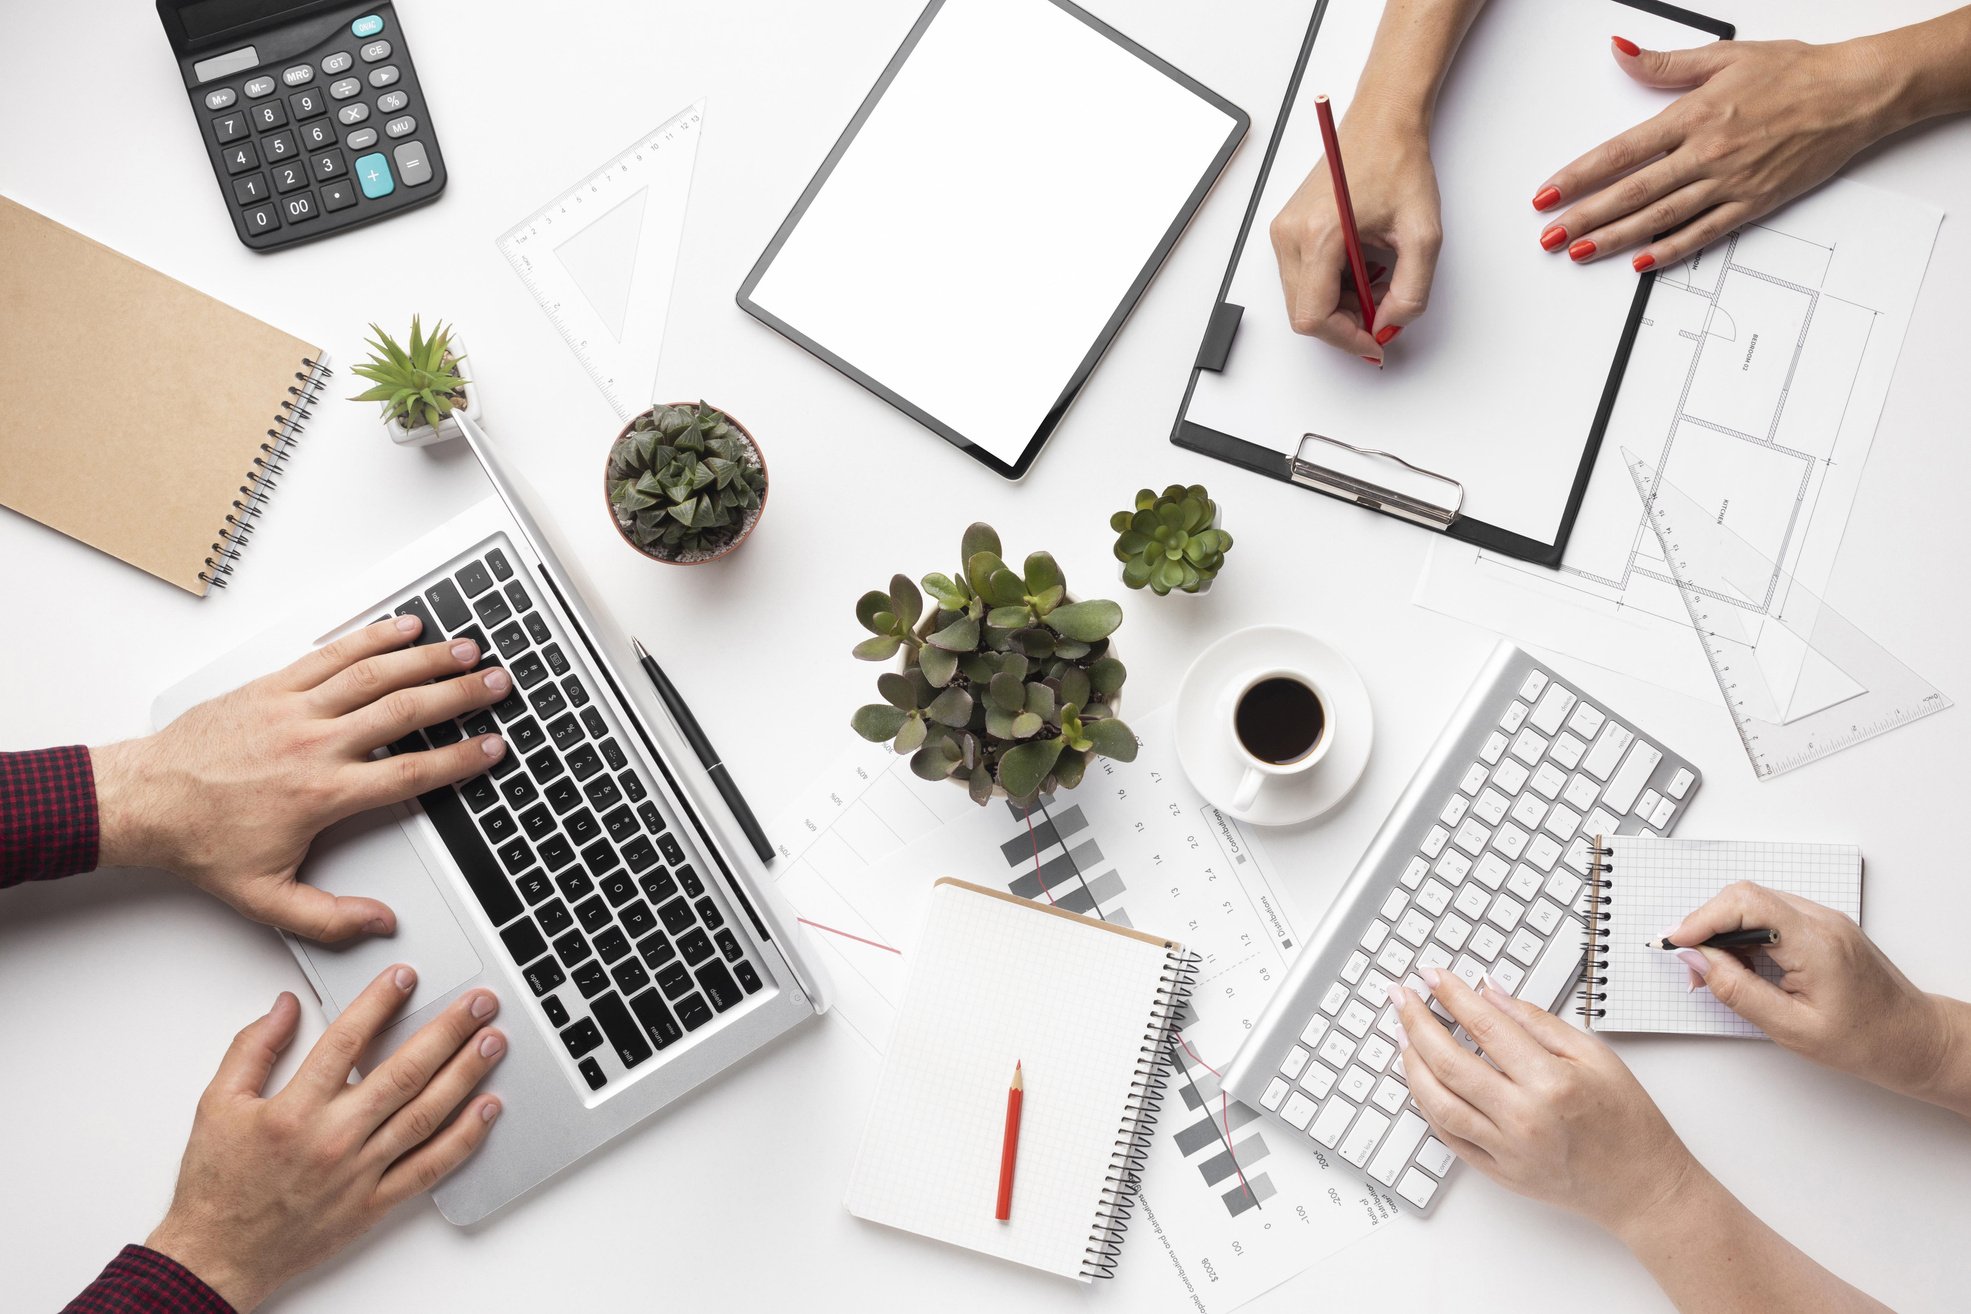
631 636 776 865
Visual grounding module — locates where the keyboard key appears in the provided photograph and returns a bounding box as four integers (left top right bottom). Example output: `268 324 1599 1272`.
623 836 659 873
585 775 623 811
1551 731 1586 770
1439 794 1468 827
499 775 538 811
1452 883 1489 920
1531 762 1567 800
1494 824 1529 860
640 868 678 906
517 869 552 905
573 961 609 998
579 1057 607 1090
595 926 630 963
612 956 651 996
1529 684 1577 735
1400 857 1428 889
560 1018 602 1059
575 895 611 933
498 917 547 966
694 896 723 931
566 808 600 844
1473 852 1509 889
697 960 743 1011
1516 921 1586 1009
1279 1092 1317 1130
562 675 590 707
1417 1136 1455 1177
1519 669 1549 700
1261 1078 1290 1112
417 779 522 927
1489 958 1526 993
657 962 692 998
716 929 744 963
548 713 583 750
1309 1098 1356 1148
619 770 647 804
511 653 547 689
1319 983 1348 1016
1375 940 1415 979
214 110 249 142
1500 700 1529 733
529 682 567 720
1318 1031 1356 1071
678 866 704 898
630 987 683 1049
1299 1015 1329 1048
676 993 713 1031
553 927 591 966
1506 864 1543 901
1506 928 1543 966
1472 788 1510 826
582 708 609 739
542 995 569 1028
1298 1062 1336 1099
1435 914 1473 952
1416 880 1451 917
1370 1075 1409 1116
678 928 713 965
1394 910 1432 946
638 930 676 968
1337 1064 1375 1103
647 805 674 840
482 807 518 843
460 774 498 813
1369 1111 1429 1186
591 991 653 1068
536 898 572 936
540 834 576 871
736 962 763 994
1668 766 1695 799
1420 826 1449 858
1397 1168 1440 1209
474 591 511 628
554 871 592 905
525 613 552 644
600 870 636 906
1359 1034 1396 1071
1604 742 1663 814
621 899 656 938
1359 920 1390 954
1485 895 1524 932
1525 898 1565 936
1582 721 1634 780
1525 833 1562 871
1480 731 1508 764
522 955 564 996
426 579 470 628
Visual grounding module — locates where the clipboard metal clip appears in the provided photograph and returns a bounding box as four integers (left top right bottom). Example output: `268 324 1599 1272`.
1289 432 1464 531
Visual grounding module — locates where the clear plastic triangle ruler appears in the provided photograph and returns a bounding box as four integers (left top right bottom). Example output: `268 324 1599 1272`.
1623 448 1951 779
496 99 705 419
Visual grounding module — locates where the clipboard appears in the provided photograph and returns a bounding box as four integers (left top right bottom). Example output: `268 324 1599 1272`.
1171 0 1734 567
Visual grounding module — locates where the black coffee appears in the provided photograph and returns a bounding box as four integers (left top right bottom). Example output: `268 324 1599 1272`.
1235 676 1326 764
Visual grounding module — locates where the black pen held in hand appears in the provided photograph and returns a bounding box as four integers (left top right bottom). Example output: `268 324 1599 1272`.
631 637 775 865
1653 928 1779 950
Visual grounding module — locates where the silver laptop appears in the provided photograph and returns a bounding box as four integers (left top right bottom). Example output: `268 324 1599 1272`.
152 415 828 1223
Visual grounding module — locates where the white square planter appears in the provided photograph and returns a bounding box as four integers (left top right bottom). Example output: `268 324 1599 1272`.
381 331 480 447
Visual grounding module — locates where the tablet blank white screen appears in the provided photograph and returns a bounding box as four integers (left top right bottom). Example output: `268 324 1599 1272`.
749 0 1239 467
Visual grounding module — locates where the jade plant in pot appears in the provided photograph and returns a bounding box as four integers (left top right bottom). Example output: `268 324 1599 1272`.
850 523 1136 806
1111 483 1233 595
605 402 767 564
351 316 478 447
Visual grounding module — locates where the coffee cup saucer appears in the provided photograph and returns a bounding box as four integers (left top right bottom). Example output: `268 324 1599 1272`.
1173 625 1372 827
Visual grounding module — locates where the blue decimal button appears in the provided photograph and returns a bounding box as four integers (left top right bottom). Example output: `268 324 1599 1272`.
354 152 394 199
351 14 383 38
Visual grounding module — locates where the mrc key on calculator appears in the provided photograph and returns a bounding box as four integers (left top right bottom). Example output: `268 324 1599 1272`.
156 0 447 250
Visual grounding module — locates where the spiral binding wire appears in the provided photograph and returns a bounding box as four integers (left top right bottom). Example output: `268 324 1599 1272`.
1080 947 1198 1280
200 358 330 588
1575 840 1615 1022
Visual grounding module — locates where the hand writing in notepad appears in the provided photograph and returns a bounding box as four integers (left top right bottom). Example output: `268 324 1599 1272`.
91 615 512 941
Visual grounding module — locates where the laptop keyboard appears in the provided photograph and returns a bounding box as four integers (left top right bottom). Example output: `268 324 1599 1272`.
382 541 764 1094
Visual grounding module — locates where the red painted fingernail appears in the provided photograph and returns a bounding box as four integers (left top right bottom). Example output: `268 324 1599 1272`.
1569 238 1597 262
1374 324 1402 347
1540 225 1569 252
1532 185 1561 212
1612 35 1641 57
1633 251 1656 272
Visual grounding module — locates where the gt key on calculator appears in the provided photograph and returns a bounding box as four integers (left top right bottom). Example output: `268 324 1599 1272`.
157 1 447 250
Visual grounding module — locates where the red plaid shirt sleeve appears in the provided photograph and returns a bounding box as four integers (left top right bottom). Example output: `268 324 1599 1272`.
61 1245 234 1314
0 746 101 887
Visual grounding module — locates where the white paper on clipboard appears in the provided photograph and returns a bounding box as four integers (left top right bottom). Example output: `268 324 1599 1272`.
1186 0 1723 545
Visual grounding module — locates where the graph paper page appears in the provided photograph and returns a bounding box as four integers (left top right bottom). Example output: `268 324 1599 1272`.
1599 838 1862 1037
845 880 1176 1279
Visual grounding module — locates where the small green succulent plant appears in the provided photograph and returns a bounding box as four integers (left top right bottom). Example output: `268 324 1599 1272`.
850 523 1136 807
1111 484 1233 595
607 403 766 559
350 316 468 432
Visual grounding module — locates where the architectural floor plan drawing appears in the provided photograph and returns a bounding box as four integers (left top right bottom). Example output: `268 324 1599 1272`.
1417 177 1943 704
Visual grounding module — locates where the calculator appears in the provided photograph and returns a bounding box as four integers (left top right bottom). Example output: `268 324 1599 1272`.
157 0 447 250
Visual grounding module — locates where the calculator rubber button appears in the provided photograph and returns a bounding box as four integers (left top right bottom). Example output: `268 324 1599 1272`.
385 115 416 139
320 178 357 211
311 150 346 180
355 152 395 198
272 162 308 193
232 173 269 204
345 127 378 150
352 14 384 37
281 64 314 87
376 89 408 114
300 121 335 150
282 192 319 224
251 100 286 130
244 76 275 98
205 88 236 110
322 51 352 74
289 89 325 120
329 76 362 100
338 103 370 126
223 140 259 174
243 204 278 234
212 112 247 143
361 39 392 62
368 64 401 89
264 130 297 160
393 142 432 186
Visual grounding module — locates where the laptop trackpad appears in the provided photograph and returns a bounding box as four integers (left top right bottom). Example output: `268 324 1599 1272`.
297 809 483 1017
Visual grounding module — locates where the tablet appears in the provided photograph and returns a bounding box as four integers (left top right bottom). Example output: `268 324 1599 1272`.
738 0 1247 479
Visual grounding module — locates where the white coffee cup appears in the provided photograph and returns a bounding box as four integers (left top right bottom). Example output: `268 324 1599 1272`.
1229 668 1334 811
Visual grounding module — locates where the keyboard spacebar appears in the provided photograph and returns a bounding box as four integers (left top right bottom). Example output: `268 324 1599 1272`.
418 785 523 928
1515 914 1587 1012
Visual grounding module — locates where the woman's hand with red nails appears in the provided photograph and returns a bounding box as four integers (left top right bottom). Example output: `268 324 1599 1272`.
92 615 512 941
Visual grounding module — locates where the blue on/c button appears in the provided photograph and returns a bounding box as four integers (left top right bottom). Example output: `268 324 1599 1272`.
352 14 383 37
355 152 395 198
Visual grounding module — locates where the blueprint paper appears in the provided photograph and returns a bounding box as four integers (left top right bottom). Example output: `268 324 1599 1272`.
1416 177 1943 702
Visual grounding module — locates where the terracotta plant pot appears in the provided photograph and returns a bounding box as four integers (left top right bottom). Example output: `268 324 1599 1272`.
603 403 768 565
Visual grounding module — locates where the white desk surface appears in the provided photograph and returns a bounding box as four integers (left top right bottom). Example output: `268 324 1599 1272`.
4 2 1967 1310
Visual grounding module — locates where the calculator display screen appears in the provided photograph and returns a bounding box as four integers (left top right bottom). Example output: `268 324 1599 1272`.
170 0 316 44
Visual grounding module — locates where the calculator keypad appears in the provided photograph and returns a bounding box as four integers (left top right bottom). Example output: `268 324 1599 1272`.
178 4 444 249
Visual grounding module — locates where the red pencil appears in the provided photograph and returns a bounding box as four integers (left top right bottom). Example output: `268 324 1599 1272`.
995 1061 1024 1222
1314 94 1378 337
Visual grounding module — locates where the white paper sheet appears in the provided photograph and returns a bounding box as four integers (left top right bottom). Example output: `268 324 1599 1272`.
747 0 1240 467
1187 0 1719 543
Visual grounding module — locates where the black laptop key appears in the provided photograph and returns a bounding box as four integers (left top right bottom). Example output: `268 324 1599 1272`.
456 560 494 597
679 865 704 898
504 580 532 613
716 929 744 962
529 682 567 720
523 955 564 996
460 773 499 813
611 956 650 996
620 770 647 803
600 870 636 906
695 896 723 931
637 930 674 968
584 775 622 811
427 718 463 746
553 927 591 967
563 674 590 708
486 743 520 779
394 595 443 643
543 643 570 676
512 652 548 689
540 834 576 871
418 782 523 927
462 710 497 741
520 803 555 841
620 898 656 939
696 960 742 1013
426 579 470 629
560 1017 602 1059
518 869 553 905
581 708 608 739
567 745 601 781
492 622 528 658
638 801 667 835
486 547 512 580
566 808 600 845
658 832 686 865
603 806 637 844
524 612 552 645
496 837 532 874
499 774 538 809
678 928 713 966
658 897 694 936
388 729 425 757
581 838 620 878
474 590 512 629
526 747 564 786
535 897 573 936
735 961 763 994
481 807 517 843
630 987 683 1049
657 962 692 999
579 1056 607 1090
548 713 583 750
573 960 608 999
500 918 548 967
640 868 678 905
544 777 579 815
675 993 713 1032
623 836 659 873
542 994 568 1027
487 670 527 722
595 926 630 963
554 868 593 902
574 894 611 933
508 716 545 753
454 625 490 666
591 991 653 1069
600 738 627 771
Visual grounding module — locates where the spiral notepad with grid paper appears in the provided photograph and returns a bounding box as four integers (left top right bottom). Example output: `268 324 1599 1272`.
1583 838 1863 1038
845 878 1193 1280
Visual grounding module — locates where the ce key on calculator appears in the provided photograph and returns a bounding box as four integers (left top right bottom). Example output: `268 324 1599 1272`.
157 0 448 250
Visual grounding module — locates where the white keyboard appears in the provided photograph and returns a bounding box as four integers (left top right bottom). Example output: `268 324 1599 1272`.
1222 641 1702 1215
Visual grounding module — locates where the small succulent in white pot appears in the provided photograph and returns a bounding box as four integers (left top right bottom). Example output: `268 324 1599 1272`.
351 316 479 447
